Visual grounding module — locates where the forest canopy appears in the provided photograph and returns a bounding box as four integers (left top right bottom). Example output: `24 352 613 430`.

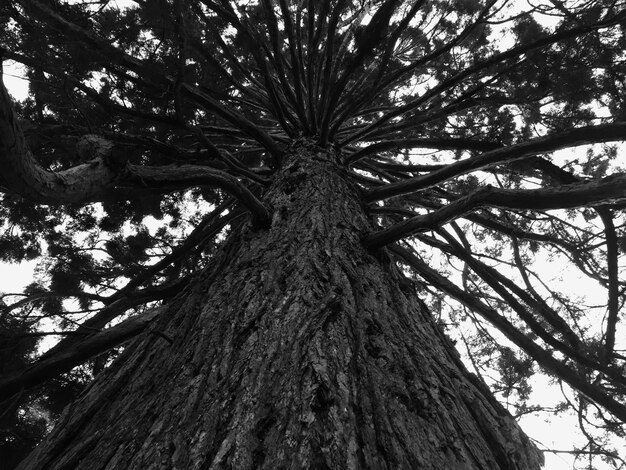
1 0 626 468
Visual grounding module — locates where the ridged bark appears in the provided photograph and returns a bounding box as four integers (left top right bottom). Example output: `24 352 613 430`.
18 143 543 469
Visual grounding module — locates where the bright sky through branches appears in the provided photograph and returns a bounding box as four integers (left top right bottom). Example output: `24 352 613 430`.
3 52 624 470
2 0 626 467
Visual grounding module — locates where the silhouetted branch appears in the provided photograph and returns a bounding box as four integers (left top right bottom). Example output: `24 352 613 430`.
364 122 626 202
390 244 626 423
342 9 626 144
0 305 166 403
365 173 626 248
20 0 284 157
124 164 270 227
344 137 500 165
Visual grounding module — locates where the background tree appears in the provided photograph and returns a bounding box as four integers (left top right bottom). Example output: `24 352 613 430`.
0 0 625 468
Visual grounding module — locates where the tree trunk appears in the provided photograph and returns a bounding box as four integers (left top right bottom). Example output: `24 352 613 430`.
18 142 543 469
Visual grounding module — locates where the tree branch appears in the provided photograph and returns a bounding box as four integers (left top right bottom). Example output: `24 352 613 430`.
318 0 401 144
123 164 270 227
598 210 619 362
364 122 626 202
344 137 500 165
38 203 240 365
390 244 626 423
0 80 271 224
0 81 119 203
341 9 626 145
525 157 622 363
20 0 284 158
364 173 626 248
0 305 166 404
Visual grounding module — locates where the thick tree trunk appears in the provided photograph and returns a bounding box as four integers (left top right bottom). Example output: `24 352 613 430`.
18 142 543 469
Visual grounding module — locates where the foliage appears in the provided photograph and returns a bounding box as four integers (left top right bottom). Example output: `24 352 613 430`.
0 0 625 468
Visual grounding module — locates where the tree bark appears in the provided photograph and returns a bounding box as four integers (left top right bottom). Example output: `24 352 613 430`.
17 142 543 469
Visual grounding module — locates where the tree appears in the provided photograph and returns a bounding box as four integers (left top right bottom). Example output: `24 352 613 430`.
0 0 625 468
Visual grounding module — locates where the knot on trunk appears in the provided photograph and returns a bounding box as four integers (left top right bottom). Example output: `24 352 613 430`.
76 135 114 162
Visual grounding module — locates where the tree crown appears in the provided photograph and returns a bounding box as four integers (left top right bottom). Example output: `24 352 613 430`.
1 0 626 467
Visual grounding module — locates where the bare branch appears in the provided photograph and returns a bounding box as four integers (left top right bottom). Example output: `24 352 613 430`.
390 244 626 423
0 306 166 404
124 164 270 227
364 173 626 248
599 210 620 362
344 137 499 165
364 122 626 203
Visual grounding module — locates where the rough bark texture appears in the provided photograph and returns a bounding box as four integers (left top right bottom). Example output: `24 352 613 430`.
18 143 543 469
0 81 118 204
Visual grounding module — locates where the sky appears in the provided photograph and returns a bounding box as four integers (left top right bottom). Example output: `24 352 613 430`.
1 6 625 468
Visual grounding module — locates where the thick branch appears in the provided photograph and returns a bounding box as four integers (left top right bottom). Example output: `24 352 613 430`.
318 0 401 143
344 137 499 165
440 228 603 365
0 306 166 404
0 82 120 203
365 173 626 248
599 210 620 361
38 276 191 364
364 122 626 202
0 84 271 224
